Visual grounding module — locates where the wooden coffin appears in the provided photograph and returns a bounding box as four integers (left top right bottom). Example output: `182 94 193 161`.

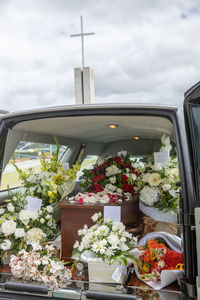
59 194 143 260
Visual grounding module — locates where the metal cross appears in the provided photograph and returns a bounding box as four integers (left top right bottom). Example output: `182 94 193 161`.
70 16 95 70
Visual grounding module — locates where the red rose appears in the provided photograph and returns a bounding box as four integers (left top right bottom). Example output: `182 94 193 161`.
122 183 129 192
92 174 105 183
92 168 97 174
135 171 138 176
119 161 126 167
97 161 108 171
92 184 104 193
128 184 135 193
121 174 128 183
122 183 135 193
114 156 122 163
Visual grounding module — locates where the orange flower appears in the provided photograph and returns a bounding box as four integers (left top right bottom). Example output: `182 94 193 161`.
147 238 159 248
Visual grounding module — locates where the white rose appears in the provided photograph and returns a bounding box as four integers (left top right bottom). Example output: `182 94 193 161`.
106 165 121 177
45 214 51 220
30 211 38 220
162 184 171 191
1 220 16 236
109 176 116 184
116 188 123 194
7 203 14 212
19 210 31 225
0 208 5 215
105 184 116 192
14 228 26 238
1 239 11 250
147 173 161 187
46 206 53 213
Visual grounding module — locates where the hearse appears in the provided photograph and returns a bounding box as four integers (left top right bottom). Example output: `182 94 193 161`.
1 81 200 299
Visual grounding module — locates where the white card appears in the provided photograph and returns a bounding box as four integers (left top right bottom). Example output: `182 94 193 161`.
104 206 121 223
26 196 42 212
154 151 170 164
63 162 69 171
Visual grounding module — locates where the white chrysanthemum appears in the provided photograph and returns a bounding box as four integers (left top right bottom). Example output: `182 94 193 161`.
46 206 53 213
14 228 26 238
106 165 121 177
73 241 79 248
27 174 37 184
19 210 31 225
1 220 17 236
26 228 46 244
142 173 151 182
139 186 160 206
7 203 15 212
1 239 11 250
147 173 161 187
162 184 171 191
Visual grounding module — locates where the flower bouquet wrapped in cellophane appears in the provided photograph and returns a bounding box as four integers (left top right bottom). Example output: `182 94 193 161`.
134 232 184 290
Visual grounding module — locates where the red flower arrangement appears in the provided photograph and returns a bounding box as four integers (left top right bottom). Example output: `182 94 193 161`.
80 151 138 196
138 238 184 281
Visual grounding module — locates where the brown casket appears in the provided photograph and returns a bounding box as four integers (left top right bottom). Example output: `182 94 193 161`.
59 194 143 260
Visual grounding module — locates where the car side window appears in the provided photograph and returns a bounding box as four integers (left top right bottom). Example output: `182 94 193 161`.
0 141 68 191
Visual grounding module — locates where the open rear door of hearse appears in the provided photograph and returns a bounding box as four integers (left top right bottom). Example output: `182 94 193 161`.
184 81 200 300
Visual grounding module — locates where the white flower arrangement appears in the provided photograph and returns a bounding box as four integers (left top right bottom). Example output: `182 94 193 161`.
0 192 57 263
72 212 138 266
10 243 71 289
138 135 180 214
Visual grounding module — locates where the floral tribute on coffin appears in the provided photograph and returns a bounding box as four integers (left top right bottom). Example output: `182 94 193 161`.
134 232 184 290
69 151 139 204
136 135 179 232
0 139 81 264
72 212 138 283
10 242 71 289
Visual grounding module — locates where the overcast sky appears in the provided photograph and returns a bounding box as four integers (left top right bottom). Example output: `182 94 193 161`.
0 0 200 112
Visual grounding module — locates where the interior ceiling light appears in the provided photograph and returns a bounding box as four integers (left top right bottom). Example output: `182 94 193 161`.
133 136 140 140
107 124 118 129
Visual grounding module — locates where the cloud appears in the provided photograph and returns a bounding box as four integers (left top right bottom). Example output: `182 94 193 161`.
0 0 199 112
